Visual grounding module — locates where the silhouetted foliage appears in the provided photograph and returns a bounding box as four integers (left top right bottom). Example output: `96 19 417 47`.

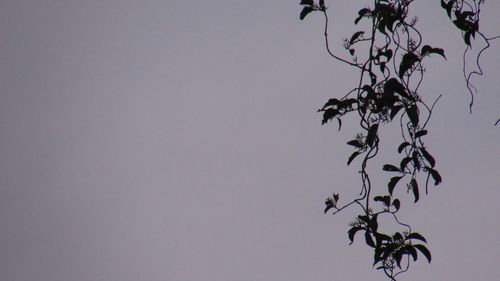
298 0 496 280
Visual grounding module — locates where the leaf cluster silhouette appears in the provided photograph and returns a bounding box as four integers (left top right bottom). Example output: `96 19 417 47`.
298 0 495 280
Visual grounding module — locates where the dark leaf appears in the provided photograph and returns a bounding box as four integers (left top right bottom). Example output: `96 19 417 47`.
441 0 456 18
375 232 392 242
406 245 418 261
393 249 403 268
347 140 364 148
398 142 411 153
384 78 407 98
373 247 386 265
321 98 339 109
348 227 363 244
347 151 360 166
379 62 385 72
420 147 436 167
414 244 432 263
383 164 400 172
421 45 446 60
336 118 342 131
407 232 427 243
374 195 391 206
369 214 378 232
412 151 421 170
355 8 371 24
399 52 420 78
350 31 365 44
300 0 314 5
407 104 419 126
393 232 403 241
428 168 442 185
366 123 379 147
411 178 419 203
322 108 339 125
414 130 428 138
464 31 472 46
365 231 376 248
300 6 314 20
324 198 334 214
383 243 398 259
349 48 355 56
400 157 412 171
392 199 400 211
324 204 333 214
388 176 403 195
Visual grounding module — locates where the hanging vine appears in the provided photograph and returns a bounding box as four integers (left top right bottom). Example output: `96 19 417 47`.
298 0 496 280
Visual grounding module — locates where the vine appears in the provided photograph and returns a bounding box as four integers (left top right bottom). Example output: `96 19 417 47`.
298 0 495 280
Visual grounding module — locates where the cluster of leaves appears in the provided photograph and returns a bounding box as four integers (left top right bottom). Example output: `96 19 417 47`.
442 0 481 46
299 0 495 279
299 0 453 280
440 0 496 112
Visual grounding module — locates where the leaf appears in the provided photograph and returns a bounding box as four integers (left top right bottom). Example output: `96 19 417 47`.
321 98 339 109
412 151 421 170
355 8 370 24
350 31 365 44
420 147 436 167
300 6 314 20
349 48 355 56
464 31 472 46
406 245 418 261
384 78 407 98
375 232 392 242
336 117 342 131
324 204 333 214
393 232 403 241
383 164 400 172
388 176 402 195
428 168 442 185
407 104 419 126
398 142 411 153
300 0 314 5
347 140 364 148
414 130 428 138
399 52 420 78
392 199 400 211
393 249 403 268
324 198 334 213
373 247 386 266
421 45 446 60
411 178 419 203
365 231 376 248
406 232 427 243
321 108 339 125
348 227 363 244
414 244 432 263
369 214 378 232
441 0 456 18
374 195 391 206
366 124 379 147
347 151 360 166
400 157 412 171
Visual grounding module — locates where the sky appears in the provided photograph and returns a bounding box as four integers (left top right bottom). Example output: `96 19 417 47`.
0 1 499 281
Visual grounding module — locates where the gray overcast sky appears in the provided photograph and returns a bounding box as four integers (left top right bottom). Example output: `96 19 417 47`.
0 1 498 281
